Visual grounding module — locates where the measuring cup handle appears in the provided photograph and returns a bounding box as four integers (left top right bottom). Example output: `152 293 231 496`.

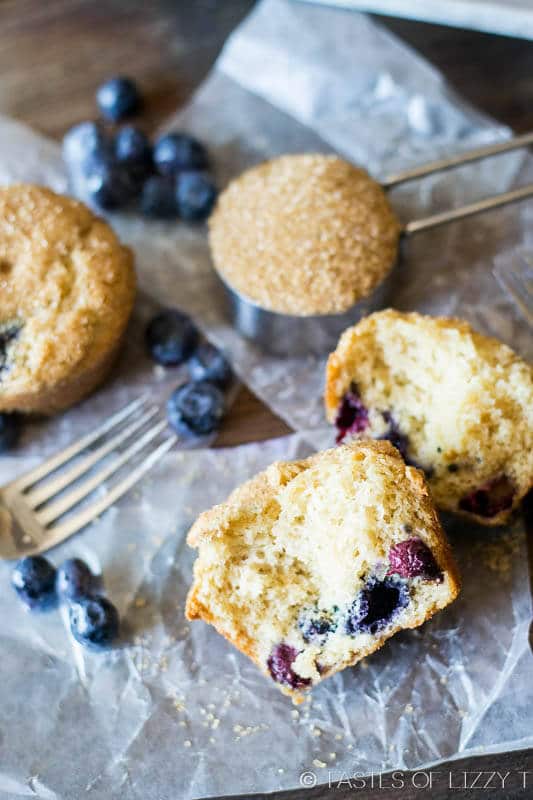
401 182 533 237
383 130 533 189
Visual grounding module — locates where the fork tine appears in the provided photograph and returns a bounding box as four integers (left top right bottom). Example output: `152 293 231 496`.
10 397 148 492
494 262 533 325
522 252 533 271
46 434 177 544
37 419 168 526
510 259 533 290
25 406 159 509
505 276 533 322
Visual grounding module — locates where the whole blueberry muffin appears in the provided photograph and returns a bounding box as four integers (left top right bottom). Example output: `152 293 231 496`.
186 440 459 701
325 310 533 526
0 184 135 414
209 154 400 315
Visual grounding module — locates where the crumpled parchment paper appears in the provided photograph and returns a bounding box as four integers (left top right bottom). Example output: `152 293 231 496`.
0 0 532 797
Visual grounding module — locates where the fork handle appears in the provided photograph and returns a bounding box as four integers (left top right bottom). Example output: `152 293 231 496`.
402 182 533 237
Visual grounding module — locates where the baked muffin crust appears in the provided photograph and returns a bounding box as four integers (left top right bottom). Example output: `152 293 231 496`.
0 184 135 414
209 154 401 316
186 440 459 701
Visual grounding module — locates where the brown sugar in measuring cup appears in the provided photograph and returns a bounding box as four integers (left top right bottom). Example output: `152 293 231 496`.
209 138 533 356
209 154 400 317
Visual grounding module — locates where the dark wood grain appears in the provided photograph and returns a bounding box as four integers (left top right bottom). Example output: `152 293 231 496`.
0 1 531 796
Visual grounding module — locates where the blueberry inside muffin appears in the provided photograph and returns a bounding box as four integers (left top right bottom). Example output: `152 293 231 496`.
0 322 22 378
186 440 459 701
325 310 533 526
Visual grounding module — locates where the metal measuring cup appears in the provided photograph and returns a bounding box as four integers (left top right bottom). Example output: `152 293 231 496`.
216 132 533 357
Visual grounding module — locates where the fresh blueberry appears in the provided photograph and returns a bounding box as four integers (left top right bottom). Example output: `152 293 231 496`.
62 121 110 172
140 175 178 219
56 558 95 601
267 643 311 689
12 556 57 610
298 610 335 643
83 157 134 210
176 171 217 221
153 133 208 176
69 596 119 648
167 380 225 437
346 577 409 636
145 309 198 366
188 343 232 388
387 538 441 580
96 76 140 122
335 383 369 443
0 413 21 452
459 475 515 518
114 126 152 182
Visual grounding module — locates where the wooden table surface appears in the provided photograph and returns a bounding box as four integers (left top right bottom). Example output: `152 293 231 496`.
0 1 531 797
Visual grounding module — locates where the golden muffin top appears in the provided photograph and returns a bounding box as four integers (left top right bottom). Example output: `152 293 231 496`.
0 184 135 407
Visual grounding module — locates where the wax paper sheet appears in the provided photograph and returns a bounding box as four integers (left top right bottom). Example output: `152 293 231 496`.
0 0 532 797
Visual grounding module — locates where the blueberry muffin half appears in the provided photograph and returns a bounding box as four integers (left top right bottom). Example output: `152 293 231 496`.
0 184 135 414
186 440 459 702
325 310 533 526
